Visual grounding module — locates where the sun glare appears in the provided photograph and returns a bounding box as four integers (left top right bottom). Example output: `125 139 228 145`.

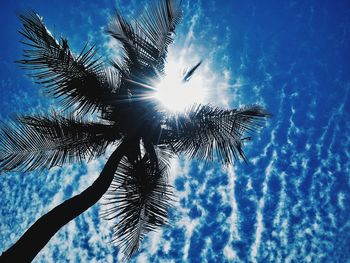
154 59 207 112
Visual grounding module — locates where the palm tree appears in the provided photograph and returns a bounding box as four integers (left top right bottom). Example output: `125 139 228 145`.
0 0 270 261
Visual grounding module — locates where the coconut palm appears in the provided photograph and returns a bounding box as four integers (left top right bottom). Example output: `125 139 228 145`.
0 0 270 261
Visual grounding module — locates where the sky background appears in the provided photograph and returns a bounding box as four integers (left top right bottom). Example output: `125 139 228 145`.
1 0 350 262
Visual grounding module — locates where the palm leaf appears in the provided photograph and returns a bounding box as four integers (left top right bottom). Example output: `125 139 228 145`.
161 104 271 164
106 0 182 94
102 153 173 260
17 11 116 114
136 0 182 73
0 114 119 172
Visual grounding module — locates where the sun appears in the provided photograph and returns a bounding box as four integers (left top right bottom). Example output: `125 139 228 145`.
154 58 207 112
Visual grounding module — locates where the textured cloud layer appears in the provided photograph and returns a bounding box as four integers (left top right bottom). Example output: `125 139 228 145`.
1 0 349 262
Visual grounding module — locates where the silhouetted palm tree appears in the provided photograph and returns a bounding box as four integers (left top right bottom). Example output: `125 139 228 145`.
0 0 270 261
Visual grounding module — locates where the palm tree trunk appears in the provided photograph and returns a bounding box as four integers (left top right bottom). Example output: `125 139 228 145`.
0 142 127 262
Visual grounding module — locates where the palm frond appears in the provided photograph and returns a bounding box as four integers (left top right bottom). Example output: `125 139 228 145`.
106 0 182 94
102 154 173 260
107 13 139 77
161 104 271 164
17 11 116 115
0 114 120 172
136 0 182 72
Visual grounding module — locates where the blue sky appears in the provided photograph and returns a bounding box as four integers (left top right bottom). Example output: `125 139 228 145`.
1 0 350 262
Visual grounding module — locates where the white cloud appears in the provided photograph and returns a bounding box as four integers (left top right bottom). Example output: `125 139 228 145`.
250 150 277 262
